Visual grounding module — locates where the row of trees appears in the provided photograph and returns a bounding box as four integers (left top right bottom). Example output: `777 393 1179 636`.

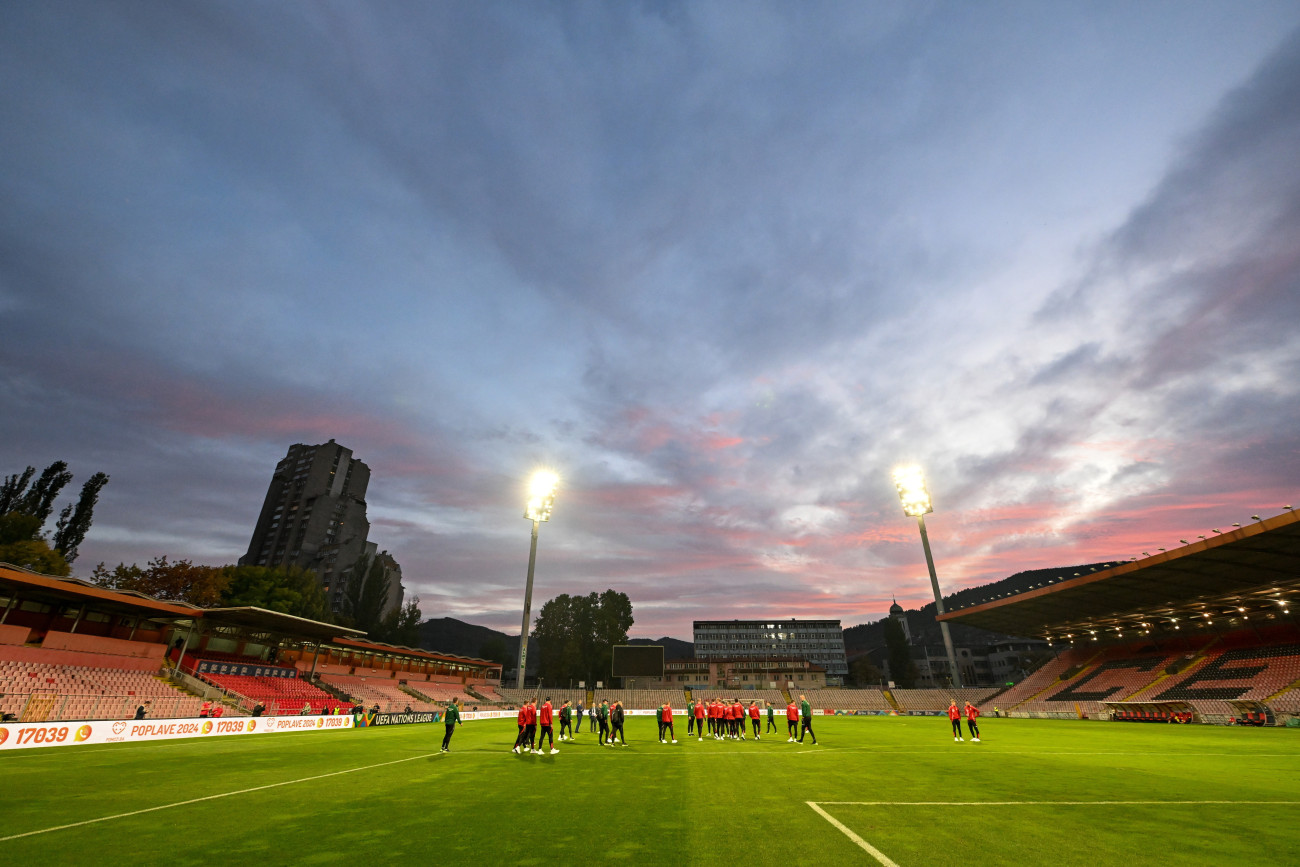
89 554 423 646
0 461 109 575
530 590 634 686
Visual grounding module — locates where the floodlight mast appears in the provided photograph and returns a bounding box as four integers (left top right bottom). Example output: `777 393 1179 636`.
893 466 964 689
517 471 558 689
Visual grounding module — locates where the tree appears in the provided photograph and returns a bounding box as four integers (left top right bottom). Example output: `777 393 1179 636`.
531 589 634 686
0 467 36 514
478 637 509 667
848 655 884 688
90 556 229 606
53 472 109 563
218 564 330 622
3 462 73 524
372 596 422 646
532 593 581 684
1 461 109 566
883 617 919 689
0 513 70 576
589 589 634 684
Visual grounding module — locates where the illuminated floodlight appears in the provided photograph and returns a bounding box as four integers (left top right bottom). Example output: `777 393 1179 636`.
516 469 560 688
892 465 933 517
524 470 559 522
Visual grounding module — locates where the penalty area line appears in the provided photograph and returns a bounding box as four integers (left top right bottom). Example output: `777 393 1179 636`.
806 802 900 867
0 751 443 842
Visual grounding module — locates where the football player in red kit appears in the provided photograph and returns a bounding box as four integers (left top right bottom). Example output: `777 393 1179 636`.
512 702 529 753
694 698 706 741
661 702 676 743
964 701 981 742
786 699 799 741
748 701 761 739
948 700 963 742
538 698 557 754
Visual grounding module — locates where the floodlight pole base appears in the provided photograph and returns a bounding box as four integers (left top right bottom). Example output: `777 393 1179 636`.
516 519 540 690
918 514 964 689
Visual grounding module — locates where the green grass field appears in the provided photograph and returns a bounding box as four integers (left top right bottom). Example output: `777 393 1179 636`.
2 715 1298 865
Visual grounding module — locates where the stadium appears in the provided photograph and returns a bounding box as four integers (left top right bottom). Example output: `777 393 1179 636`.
2 510 1298 864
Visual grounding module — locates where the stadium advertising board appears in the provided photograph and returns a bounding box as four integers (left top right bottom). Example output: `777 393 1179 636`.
356 711 441 727
194 661 296 678
461 710 513 721
0 713 353 751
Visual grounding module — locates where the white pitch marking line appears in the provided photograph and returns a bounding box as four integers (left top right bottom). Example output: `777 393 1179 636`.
807 800 1300 866
0 751 442 842
815 800 1300 806
806 801 901 867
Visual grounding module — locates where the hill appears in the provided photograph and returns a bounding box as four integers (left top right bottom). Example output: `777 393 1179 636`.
627 636 694 660
844 562 1114 653
417 617 525 668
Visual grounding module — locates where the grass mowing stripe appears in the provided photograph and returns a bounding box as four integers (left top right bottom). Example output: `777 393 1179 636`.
0 750 441 842
806 801 901 866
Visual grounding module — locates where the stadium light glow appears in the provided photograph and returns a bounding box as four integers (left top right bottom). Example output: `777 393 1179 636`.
892 465 933 517
516 469 560 689
524 470 559 522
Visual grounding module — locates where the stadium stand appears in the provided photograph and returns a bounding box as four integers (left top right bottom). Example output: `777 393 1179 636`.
722 689 787 708
466 679 504 702
985 623 1300 723
179 650 272 671
402 680 478 706
318 673 438 713
592 689 686 710
200 672 350 715
890 688 1000 711
495 688 586 709
800 688 890 711
0 655 203 722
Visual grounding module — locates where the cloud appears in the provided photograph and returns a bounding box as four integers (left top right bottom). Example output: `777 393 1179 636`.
2 4 1299 638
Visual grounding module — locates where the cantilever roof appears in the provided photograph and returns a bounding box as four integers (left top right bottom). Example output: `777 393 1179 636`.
938 510 1300 639
332 636 494 667
201 606 364 643
0 565 203 618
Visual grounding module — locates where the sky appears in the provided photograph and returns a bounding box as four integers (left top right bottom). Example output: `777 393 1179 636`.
3 1 1299 641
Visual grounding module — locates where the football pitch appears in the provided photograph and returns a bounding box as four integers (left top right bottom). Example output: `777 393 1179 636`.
2 716 1298 865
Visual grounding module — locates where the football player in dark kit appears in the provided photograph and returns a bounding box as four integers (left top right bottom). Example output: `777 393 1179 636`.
798 694 818 745
558 699 574 741
610 700 626 745
440 697 461 752
597 700 611 745
765 700 777 733
512 702 529 754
